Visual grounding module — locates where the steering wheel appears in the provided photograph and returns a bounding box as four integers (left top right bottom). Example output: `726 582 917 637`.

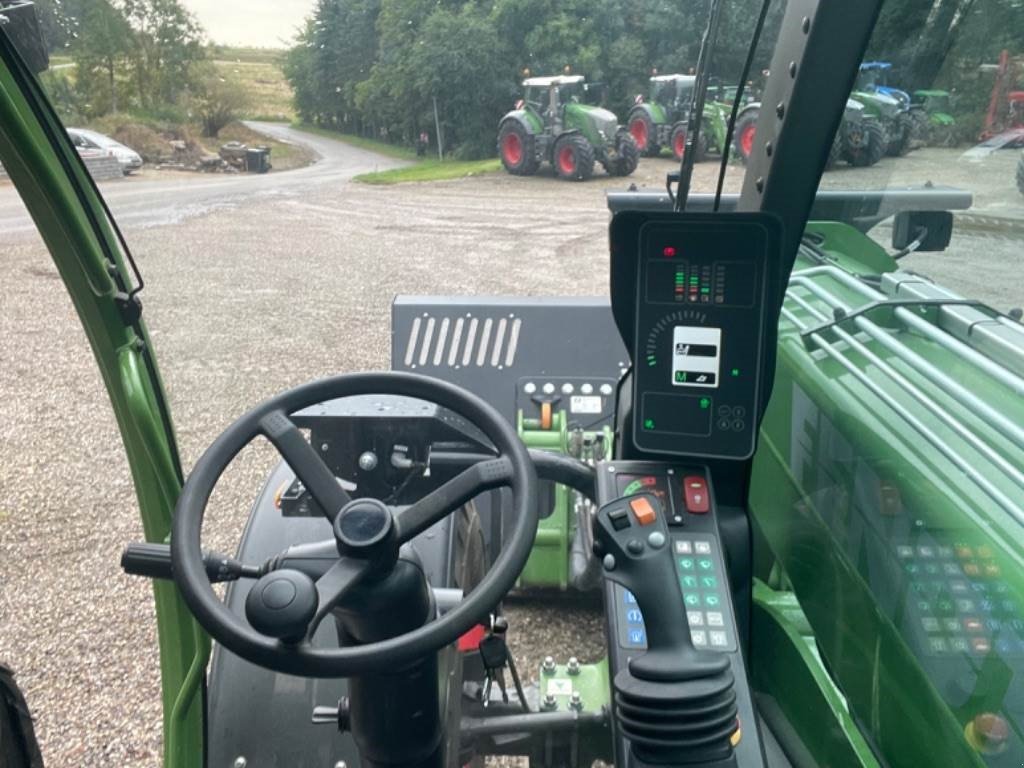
171 372 538 678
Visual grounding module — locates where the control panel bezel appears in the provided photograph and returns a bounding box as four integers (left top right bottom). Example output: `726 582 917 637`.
630 215 779 459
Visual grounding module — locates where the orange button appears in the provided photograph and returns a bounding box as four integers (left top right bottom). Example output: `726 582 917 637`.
629 497 657 526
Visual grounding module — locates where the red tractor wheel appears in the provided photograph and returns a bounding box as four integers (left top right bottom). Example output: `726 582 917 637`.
502 132 522 165
497 121 539 176
733 109 760 163
670 123 688 161
628 110 659 157
552 134 595 181
557 144 576 175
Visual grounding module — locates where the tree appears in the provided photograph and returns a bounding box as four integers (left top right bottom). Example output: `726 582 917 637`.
72 0 133 114
121 0 205 109
193 66 251 137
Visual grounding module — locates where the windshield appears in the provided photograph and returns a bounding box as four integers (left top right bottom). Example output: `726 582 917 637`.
1 0 1023 766
790 3 1024 763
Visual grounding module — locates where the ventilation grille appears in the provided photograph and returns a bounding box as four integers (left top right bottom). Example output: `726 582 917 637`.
402 314 522 369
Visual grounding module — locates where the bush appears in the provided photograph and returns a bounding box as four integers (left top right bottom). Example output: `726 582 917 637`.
194 69 251 138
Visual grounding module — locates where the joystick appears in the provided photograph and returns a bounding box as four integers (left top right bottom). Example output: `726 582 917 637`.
595 493 738 765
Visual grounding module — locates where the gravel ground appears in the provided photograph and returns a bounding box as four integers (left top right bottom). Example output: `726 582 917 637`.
1 141 1021 766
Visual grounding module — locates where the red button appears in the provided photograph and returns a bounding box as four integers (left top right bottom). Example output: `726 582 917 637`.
683 476 710 514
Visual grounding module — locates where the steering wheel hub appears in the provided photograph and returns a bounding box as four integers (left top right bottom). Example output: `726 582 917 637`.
334 498 399 573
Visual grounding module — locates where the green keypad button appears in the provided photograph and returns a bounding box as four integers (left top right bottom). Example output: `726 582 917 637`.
684 593 701 607
697 558 714 571
680 575 698 589
678 558 695 571
704 593 721 607
700 576 718 589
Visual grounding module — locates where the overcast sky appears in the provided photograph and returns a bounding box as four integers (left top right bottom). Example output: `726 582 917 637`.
181 0 315 48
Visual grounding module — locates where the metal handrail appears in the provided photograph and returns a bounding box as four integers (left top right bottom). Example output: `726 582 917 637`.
785 290 1024 493
790 265 1024 398
780 302 1024 526
788 276 1024 450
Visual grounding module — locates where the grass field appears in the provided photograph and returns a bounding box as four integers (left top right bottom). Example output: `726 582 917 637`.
211 46 295 122
353 158 502 184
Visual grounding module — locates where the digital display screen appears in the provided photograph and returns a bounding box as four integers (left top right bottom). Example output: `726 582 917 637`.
671 326 721 388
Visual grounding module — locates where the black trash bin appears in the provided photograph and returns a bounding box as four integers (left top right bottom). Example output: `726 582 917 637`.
245 146 271 174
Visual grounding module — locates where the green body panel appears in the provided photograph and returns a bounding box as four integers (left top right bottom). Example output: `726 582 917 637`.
930 112 956 126
518 409 572 589
750 223 1024 767
752 580 881 767
517 409 612 589
851 90 901 123
804 221 895 274
506 107 544 134
563 101 616 148
537 657 611 713
0 55 206 766
536 658 613 762
641 101 668 126
703 101 730 153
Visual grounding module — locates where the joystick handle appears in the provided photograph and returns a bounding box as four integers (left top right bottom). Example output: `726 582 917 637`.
594 493 727 681
595 493 738 765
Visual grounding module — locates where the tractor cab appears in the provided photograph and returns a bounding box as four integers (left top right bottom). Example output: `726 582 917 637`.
648 74 696 111
522 75 588 119
3 2 1024 768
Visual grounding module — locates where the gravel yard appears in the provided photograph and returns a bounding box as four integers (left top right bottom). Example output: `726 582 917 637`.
1 141 1021 766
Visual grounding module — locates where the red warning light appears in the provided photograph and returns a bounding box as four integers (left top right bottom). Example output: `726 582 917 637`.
663 246 677 257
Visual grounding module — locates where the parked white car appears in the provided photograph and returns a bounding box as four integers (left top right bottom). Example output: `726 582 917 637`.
67 128 143 174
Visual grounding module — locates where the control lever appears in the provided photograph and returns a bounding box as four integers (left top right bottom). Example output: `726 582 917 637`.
120 542 260 583
594 493 738 765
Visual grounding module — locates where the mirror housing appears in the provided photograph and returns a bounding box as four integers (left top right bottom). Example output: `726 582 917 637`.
892 210 953 252
0 2 49 74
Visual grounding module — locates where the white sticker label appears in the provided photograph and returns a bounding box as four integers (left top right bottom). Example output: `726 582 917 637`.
546 679 573 696
569 395 602 414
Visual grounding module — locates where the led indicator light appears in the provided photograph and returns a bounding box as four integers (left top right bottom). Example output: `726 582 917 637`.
663 246 676 257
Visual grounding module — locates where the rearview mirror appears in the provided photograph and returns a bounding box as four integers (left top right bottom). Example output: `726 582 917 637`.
892 210 953 252
0 1 49 74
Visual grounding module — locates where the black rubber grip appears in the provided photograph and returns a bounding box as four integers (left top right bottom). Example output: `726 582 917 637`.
122 543 246 583
121 542 175 580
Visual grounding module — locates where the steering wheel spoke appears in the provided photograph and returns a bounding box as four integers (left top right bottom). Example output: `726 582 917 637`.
259 410 351 520
306 557 372 640
394 457 513 544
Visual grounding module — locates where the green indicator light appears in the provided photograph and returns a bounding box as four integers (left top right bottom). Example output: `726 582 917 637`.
731 368 740 377
700 287 710 294
643 418 655 430
699 397 710 409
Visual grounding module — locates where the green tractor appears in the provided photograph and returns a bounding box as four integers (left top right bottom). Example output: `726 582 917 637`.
497 75 639 181
734 98 887 167
854 62 915 156
911 89 957 146
626 74 731 161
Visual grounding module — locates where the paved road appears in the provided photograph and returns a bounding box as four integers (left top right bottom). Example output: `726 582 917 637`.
0 122 406 238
